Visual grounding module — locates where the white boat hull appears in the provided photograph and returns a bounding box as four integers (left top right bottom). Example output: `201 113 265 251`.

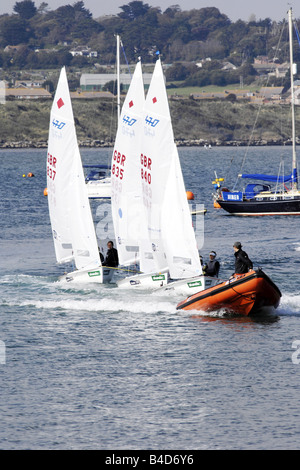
157 275 220 296
117 269 169 289
117 271 219 294
86 179 111 199
59 266 114 283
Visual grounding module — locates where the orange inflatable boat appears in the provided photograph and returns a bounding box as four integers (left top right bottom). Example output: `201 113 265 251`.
176 269 281 316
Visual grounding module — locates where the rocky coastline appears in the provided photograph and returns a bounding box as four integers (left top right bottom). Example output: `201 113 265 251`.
0 138 294 149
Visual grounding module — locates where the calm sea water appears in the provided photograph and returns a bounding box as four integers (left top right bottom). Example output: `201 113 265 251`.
0 146 300 450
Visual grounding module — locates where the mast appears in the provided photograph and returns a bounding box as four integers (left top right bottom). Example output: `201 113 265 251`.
116 34 121 121
288 7 298 189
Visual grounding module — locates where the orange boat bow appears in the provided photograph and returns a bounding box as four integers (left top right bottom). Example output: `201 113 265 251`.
176 269 281 316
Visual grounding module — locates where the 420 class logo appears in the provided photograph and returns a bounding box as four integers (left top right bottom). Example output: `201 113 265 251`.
52 118 66 130
123 115 137 126
145 115 159 127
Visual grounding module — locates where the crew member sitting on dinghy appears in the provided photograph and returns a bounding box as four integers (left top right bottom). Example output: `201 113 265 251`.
102 241 119 268
203 251 220 277
233 242 253 274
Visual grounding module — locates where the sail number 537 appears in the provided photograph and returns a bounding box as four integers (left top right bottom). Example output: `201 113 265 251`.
47 152 57 180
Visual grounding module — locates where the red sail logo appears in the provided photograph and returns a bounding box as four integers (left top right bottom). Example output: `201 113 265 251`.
57 98 64 109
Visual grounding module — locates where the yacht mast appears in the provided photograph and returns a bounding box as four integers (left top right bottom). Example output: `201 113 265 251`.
288 8 297 189
116 34 121 121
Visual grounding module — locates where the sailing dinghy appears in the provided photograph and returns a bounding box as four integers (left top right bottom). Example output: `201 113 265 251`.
47 67 113 283
115 57 216 295
139 57 217 295
110 60 168 289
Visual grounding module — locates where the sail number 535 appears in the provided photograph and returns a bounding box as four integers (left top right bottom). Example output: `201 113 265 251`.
112 149 126 180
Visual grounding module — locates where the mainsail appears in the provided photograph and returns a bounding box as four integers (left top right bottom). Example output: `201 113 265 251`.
47 67 100 271
141 58 202 278
111 61 156 272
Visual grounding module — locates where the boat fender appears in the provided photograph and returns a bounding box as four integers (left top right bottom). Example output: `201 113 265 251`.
44 188 48 196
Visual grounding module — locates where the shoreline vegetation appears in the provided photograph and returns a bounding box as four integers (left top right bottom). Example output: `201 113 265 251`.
0 98 299 149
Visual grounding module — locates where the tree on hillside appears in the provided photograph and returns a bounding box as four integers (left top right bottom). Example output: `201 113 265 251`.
37 2 49 15
118 1 151 20
37 3 102 44
13 0 37 19
0 16 33 46
73 1 92 18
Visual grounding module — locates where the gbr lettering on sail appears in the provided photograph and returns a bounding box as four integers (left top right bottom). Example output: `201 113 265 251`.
140 153 152 184
112 149 126 179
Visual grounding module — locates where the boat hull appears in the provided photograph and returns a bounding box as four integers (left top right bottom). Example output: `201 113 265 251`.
117 269 169 289
60 266 114 283
86 179 111 199
218 196 300 216
158 275 219 296
176 269 281 316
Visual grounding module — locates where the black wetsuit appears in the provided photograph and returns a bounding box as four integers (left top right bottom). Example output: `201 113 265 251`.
234 249 253 274
205 259 220 277
102 248 119 267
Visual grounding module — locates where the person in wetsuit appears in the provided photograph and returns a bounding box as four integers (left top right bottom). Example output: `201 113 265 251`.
203 251 220 277
233 242 253 274
102 240 119 268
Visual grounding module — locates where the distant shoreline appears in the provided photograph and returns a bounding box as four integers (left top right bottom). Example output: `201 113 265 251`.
0 100 298 149
0 139 293 149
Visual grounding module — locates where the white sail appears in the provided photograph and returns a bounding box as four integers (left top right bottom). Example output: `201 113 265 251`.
47 67 100 272
161 148 202 278
111 61 156 272
142 58 202 278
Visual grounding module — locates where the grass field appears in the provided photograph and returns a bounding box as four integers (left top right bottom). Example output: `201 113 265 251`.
166 83 260 96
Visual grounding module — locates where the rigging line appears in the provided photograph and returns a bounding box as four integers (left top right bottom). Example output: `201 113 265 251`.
120 38 132 78
293 19 300 47
232 22 286 190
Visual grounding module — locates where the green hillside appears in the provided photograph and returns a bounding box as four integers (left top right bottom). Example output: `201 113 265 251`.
0 98 298 148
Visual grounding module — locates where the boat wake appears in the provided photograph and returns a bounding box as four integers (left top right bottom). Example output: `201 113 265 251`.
277 293 300 316
1 274 299 317
2 293 177 315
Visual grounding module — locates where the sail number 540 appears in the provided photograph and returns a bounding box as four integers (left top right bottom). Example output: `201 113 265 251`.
141 153 152 184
